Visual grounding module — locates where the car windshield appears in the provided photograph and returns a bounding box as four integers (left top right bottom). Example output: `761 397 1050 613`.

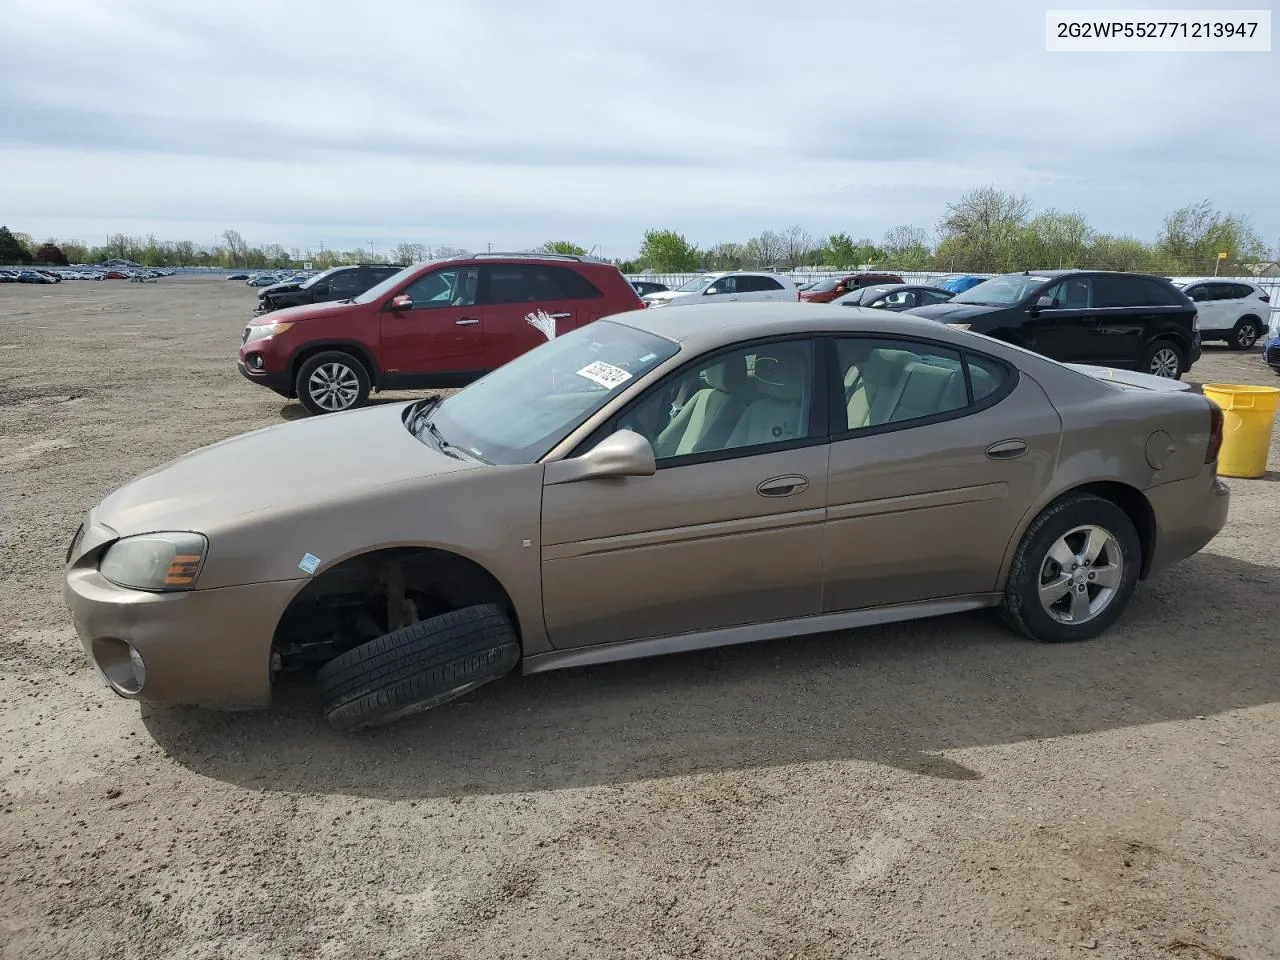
351 265 416 304
417 321 680 465
806 277 842 293
675 274 717 293
952 275 1050 306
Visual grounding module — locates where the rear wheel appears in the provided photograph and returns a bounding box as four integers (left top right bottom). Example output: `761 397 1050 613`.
1140 339 1185 379
317 603 520 732
295 350 370 415
1228 317 1262 350
1000 493 1142 643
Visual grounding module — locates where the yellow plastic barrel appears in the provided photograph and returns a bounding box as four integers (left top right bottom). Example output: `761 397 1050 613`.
1201 383 1280 479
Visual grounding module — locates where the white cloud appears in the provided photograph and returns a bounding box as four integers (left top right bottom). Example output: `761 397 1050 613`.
1 0 1275 254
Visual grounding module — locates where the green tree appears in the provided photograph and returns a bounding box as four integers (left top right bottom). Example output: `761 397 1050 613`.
703 242 746 270
881 225 933 270
0 226 33 265
34 242 69 266
937 187 1032 271
819 233 858 267
542 241 588 256
638 229 699 272
1156 200 1268 274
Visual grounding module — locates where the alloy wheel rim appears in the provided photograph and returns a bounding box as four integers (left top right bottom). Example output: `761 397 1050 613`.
308 362 360 411
1149 348 1179 378
1037 524 1123 625
1238 324 1258 348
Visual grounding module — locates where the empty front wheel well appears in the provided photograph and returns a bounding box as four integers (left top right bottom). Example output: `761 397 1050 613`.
1056 482 1156 579
270 547 519 674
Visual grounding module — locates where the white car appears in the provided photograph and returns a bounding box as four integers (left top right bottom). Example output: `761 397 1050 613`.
642 271 798 308
1178 279 1272 349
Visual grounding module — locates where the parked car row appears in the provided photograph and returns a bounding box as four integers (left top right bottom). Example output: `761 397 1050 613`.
0 266 175 282
254 264 399 314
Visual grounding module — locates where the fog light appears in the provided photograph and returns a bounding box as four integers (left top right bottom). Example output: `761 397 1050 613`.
247 353 265 370
128 645 147 688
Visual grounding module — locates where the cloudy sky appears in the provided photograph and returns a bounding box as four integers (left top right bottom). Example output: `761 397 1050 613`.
1 0 1275 258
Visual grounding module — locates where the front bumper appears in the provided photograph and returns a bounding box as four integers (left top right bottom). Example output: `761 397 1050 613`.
64 564 300 710
1262 336 1280 371
237 359 293 397
1144 463 1230 579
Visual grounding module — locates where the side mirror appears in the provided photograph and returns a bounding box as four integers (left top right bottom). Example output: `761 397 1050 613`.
1030 295 1054 314
389 294 413 311
544 430 657 485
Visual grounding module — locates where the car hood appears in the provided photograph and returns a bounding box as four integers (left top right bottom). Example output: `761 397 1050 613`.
247 298 355 326
260 281 303 296
905 302 1001 321
91 402 473 538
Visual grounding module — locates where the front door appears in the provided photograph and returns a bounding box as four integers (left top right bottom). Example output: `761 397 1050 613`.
1028 275 1105 363
378 265 484 384
479 263 582 369
824 336 1060 611
540 338 829 649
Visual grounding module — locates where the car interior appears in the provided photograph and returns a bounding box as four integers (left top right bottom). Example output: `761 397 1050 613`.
840 342 996 430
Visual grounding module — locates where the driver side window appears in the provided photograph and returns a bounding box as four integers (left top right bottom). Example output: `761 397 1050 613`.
618 340 816 462
1042 277 1093 310
404 267 479 309
705 276 737 295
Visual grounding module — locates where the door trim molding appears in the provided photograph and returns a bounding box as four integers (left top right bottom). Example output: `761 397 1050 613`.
827 481 1008 522
523 593 1002 672
541 507 825 559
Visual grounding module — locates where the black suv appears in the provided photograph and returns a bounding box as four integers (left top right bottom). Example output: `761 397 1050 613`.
905 270 1200 379
256 264 403 314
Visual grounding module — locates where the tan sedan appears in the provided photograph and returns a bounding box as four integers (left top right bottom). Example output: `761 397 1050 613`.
64 303 1230 730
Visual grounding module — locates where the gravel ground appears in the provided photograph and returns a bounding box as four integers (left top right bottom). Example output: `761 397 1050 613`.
2 277 1279 960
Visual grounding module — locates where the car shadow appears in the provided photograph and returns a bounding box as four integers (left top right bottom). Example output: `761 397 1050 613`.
142 551 1279 799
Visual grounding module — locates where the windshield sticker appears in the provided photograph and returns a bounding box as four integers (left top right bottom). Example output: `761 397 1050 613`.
298 553 321 575
576 361 633 389
526 310 557 341
638 352 657 363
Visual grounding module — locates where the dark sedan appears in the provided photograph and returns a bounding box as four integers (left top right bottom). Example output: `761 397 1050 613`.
833 283 954 312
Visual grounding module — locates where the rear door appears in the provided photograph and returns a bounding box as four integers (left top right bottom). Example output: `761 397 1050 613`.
378 264 484 382
479 264 581 368
1184 282 1230 333
823 336 1060 610
1089 274 1155 365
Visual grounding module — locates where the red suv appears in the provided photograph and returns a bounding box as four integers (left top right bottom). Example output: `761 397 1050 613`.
799 272 905 303
238 253 645 414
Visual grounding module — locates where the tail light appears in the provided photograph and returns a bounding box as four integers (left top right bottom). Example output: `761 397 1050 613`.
1191 309 1199 331
1205 399 1224 463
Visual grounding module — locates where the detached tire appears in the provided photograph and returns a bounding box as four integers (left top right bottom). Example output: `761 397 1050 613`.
295 350 371 415
317 603 520 732
1000 493 1142 644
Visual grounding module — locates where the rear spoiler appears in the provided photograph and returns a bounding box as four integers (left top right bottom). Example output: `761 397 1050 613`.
1063 363 1193 393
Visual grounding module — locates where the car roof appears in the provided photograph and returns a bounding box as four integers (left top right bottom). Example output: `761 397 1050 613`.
614 301 982 352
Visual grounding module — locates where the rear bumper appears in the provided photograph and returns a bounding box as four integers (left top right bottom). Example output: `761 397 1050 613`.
1144 464 1230 579
1190 333 1202 364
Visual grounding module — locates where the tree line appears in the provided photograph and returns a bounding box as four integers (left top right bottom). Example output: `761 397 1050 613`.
3 191 1275 277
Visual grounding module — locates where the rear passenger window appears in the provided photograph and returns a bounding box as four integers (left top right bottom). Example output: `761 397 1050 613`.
1092 275 1148 308
752 276 784 291
1141 278 1184 306
1229 283 1254 300
551 266 602 299
966 355 1008 401
836 339 1010 433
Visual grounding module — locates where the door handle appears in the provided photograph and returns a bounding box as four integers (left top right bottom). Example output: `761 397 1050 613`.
757 474 808 497
455 318 479 326
986 439 1028 460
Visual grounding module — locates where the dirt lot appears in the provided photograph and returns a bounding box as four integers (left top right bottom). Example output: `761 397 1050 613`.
2 276 1278 960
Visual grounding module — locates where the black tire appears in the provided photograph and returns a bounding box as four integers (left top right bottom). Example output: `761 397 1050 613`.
1139 339 1185 379
1000 493 1142 644
1228 317 1262 350
295 350 371 415
317 603 520 732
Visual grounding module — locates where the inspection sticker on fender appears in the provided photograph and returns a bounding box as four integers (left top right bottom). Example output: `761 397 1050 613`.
576 361 632 389
298 553 321 575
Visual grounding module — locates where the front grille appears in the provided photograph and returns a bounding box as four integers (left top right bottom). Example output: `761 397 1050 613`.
1264 343 1280 365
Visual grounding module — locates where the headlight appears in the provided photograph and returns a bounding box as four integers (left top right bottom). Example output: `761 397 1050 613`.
243 321 293 343
99 533 208 592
